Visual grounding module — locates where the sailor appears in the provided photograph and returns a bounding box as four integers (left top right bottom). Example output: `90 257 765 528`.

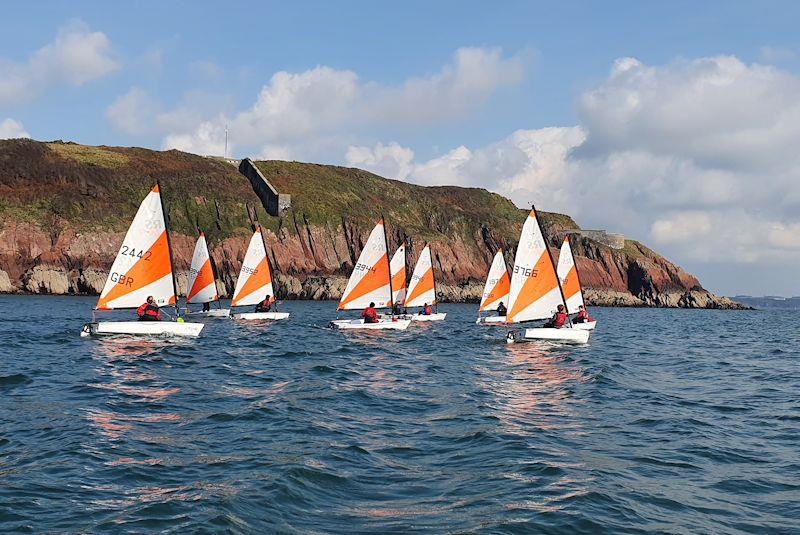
202 301 211 312
255 295 272 313
392 301 403 315
361 302 379 323
544 304 567 329
136 296 161 321
496 301 507 316
422 303 433 315
573 305 592 323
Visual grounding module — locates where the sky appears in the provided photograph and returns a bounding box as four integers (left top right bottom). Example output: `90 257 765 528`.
2 1 800 296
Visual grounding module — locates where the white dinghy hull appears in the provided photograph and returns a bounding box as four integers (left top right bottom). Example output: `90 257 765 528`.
476 315 506 325
81 321 204 338
403 313 446 322
330 318 411 330
507 327 590 344
572 321 596 331
186 309 231 318
231 312 290 321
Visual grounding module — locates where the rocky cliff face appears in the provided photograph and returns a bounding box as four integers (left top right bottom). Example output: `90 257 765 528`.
0 139 743 309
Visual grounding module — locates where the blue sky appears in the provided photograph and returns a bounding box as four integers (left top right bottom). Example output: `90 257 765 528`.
2 1 800 295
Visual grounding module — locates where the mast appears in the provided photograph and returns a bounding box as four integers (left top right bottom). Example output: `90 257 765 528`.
157 181 180 313
429 243 439 312
198 225 222 308
381 215 394 313
532 204 572 324
256 220 279 310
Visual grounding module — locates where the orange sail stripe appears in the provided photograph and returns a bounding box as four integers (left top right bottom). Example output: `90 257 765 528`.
96 231 172 309
338 254 390 309
231 256 270 306
480 270 510 311
188 258 215 301
507 251 558 322
561 265 580 301
405 267 435 305
391 267 406 291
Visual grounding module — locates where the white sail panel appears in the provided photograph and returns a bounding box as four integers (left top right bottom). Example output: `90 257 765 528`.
231 230 274 307
557 237 584 312
404 245 436 308
96 185 176 310
187 233 218 304
506 210 564 323
338 220 391 310
480 250 510 312
390 245 407 306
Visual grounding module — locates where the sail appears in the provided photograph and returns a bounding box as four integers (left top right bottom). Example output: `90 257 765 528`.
231 229 274 307
338 219 392 310
557 236 584 312
96 184 175 310
404 245 436 308
506 209 564 323
186 233 218 304
479 250 510 312
390 245 407 306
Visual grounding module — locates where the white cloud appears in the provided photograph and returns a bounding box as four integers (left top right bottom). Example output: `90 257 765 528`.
760 46 796 64
162 121 227 156
155 46 526 156
106 87 156 135
0 20 118 108
358 55 800 272
345 142 415 180
0 118 30 139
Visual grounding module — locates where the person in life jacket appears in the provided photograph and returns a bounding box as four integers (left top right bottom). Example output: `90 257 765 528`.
392 301 404 315
361 302 379 323
137 296 161 321
421 303 433 315
202 301 211 312
573 305 592 323
544 304 567 328
496 301 507 316
255 295 272 313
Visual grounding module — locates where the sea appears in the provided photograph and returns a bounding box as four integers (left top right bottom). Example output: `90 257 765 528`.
1 295 798 534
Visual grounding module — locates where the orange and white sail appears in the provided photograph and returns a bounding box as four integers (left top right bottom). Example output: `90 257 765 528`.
479 250 510 312
506 209 565 323
404 245 436 308
96 184 175 310
557 236 584 313
186 233 218 304
390 245 407 306
231 228 274 307
338 219 392 310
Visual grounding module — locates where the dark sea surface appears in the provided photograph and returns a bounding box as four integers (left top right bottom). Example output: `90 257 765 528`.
1 295 798 534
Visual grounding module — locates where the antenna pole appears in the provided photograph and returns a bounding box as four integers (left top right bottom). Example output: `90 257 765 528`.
224 125 229 159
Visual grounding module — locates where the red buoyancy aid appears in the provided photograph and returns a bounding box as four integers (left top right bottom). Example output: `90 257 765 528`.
361 307 378 323
137 302 161 321
576 309 591 321
553 312 567 328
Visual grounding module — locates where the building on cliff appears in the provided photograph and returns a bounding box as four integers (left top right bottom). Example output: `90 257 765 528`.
238 158 291 216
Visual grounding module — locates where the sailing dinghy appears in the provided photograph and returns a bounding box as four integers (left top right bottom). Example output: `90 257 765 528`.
476 249 510 324
504 209 589 344
80 184 204 338
185 231 230 318
390 244 407 308
402 245 446 322
230 227 289 321
330 219 411 330
557 236 596 331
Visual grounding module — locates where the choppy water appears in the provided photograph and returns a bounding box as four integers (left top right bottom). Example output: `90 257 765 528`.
1 295 798 533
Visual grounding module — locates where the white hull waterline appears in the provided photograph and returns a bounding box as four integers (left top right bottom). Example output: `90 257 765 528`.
186 308 231 318
81 321 204 338
507 327 590 344
476 315 506 325
402 312 447 322
330 318 411 330
231 312 290 321
572 320 597 331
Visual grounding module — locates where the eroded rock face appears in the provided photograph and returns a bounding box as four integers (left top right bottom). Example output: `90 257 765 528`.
0 217 744 309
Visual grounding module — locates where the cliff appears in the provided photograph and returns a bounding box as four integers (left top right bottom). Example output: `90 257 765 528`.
0 139 742 309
